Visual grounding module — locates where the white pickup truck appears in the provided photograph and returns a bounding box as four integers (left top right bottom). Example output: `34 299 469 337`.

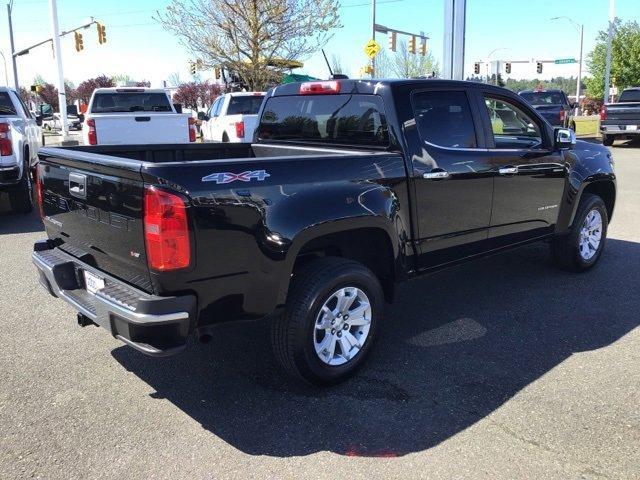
0 87 41 213
200 92 265 143
82 87 196 146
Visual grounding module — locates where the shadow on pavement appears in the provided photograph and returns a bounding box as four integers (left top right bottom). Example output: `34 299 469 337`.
0 204 44 235
112 238 640 457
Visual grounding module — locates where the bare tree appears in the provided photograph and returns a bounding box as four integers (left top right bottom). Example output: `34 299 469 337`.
391 41 439 79
156 0 341 90
330 54 344 75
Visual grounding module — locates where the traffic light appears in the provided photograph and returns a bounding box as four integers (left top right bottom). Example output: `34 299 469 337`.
474 62 480 74
388 32 397 52
189 61 196 75
96 23 107 44
505 62 511 74
536 61 543 74
214 67 221 79
408 36 416 54
420 39 427 56
74 32 84 52
30 85 42 94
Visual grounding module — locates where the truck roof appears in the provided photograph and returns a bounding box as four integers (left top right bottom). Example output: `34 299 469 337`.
92 87 168 94
518 89 566 94
270 79 517 97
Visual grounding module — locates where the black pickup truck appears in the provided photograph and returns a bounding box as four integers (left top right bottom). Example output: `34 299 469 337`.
32 79 616 385
600 87 640 146
518 89 575 128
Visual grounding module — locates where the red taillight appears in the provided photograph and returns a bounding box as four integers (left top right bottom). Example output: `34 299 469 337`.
188 117 197 142
600 105 607 121
299 81 341 95
559 110 566 122
0 123 12 156
35 166 44 218
143 186 190 271
86 119 97 145
235 121 245 139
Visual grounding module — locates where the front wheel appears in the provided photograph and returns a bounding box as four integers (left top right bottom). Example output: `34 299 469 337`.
271 257 383 386
602 134 614 146
551 193 608 272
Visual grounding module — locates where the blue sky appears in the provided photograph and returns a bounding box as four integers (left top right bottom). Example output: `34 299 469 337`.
0 0 637 88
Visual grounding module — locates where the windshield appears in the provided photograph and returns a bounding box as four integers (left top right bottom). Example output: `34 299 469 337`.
91 92 172 113
227 95 264 115
258 94 389 147
0 92 17 115
618 90 640 103
520 91 567 106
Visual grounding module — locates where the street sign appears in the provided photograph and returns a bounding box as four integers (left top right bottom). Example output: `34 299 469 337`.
554 58 576 64
364 39 381 59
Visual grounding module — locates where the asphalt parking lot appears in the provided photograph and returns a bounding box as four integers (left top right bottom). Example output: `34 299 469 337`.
1 141 639 480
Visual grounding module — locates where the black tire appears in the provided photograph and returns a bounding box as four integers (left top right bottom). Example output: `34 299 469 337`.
551 193 608 272
602 134 614 146
8 160 34 214
569 121 576 132
222 132 229 143
271 257 384 386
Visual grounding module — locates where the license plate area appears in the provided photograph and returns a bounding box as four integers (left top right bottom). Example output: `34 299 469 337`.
625 125 638 131
83 270 105 295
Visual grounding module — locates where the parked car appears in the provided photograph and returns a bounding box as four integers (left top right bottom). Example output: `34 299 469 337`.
200 92 265 143
518 89 575 128
82 87 196 145
41 111 82 132
599 87 640 146
0 87 42 213
32 79 616 385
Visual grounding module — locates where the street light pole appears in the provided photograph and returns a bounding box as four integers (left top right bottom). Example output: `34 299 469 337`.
371 0 376 77
48 0 69 138
551 17 584 114
603 0 615 104
7 1 19 90
0 50 9 86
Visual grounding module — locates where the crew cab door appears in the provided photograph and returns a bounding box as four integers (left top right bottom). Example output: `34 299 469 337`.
399 86 494 269
478 91 567 245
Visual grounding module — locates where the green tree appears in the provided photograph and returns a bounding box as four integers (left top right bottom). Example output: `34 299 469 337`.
585 20 640 99
373 41 439 79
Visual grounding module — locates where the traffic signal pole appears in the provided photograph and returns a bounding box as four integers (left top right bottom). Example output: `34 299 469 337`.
7 2 19 90
49 0 68 138
603 0 615 104
371 0 376 77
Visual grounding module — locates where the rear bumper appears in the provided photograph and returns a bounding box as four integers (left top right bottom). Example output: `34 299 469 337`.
0 166 20 187
600 124 640 136
32 240 196 356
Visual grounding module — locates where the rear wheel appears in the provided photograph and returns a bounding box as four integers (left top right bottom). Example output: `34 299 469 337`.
551 193 608 272
271 257 383 386
222 132 229 143
8 159 34 214
602 134 614 146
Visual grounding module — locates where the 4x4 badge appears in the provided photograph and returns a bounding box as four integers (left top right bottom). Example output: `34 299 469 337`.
202 170 270 184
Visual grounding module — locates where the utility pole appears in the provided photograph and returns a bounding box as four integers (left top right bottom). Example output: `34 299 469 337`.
49 0 68 138
603 0 615 104
576 23 583 112
7 1 19 90
443 0 466 80
371 0 376 77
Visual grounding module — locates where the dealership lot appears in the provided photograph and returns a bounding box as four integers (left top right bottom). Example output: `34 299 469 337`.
0 143 638 479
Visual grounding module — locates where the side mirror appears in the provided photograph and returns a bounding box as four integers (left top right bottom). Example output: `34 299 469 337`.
35 114 43 127
173 103 183 113
197 111 209 121
555 127 576 149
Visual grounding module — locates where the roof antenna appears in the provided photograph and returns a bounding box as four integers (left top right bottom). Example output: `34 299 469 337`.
322 49 334 78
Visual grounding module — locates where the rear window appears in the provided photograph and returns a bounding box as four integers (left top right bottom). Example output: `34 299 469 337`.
0 92 17 115
618 90 640 103
519 91 566 106
91 92 172 113
258 94 389 147
227 95 264 115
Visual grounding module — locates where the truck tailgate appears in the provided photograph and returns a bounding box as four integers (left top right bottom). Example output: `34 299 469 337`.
605 103 640 122
37 148 153 292
92 113 190 145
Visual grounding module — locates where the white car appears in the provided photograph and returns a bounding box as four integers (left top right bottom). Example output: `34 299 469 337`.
82 87 196 146
0 87 41 213
201 92 265 143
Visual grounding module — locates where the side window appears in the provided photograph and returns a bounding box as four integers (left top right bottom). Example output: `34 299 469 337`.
412 90 478 148
207 98 218 117
483 96 542 149
213 97 224 117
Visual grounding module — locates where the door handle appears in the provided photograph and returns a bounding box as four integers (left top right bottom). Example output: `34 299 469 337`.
423 170 450 180
498 166 518 175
